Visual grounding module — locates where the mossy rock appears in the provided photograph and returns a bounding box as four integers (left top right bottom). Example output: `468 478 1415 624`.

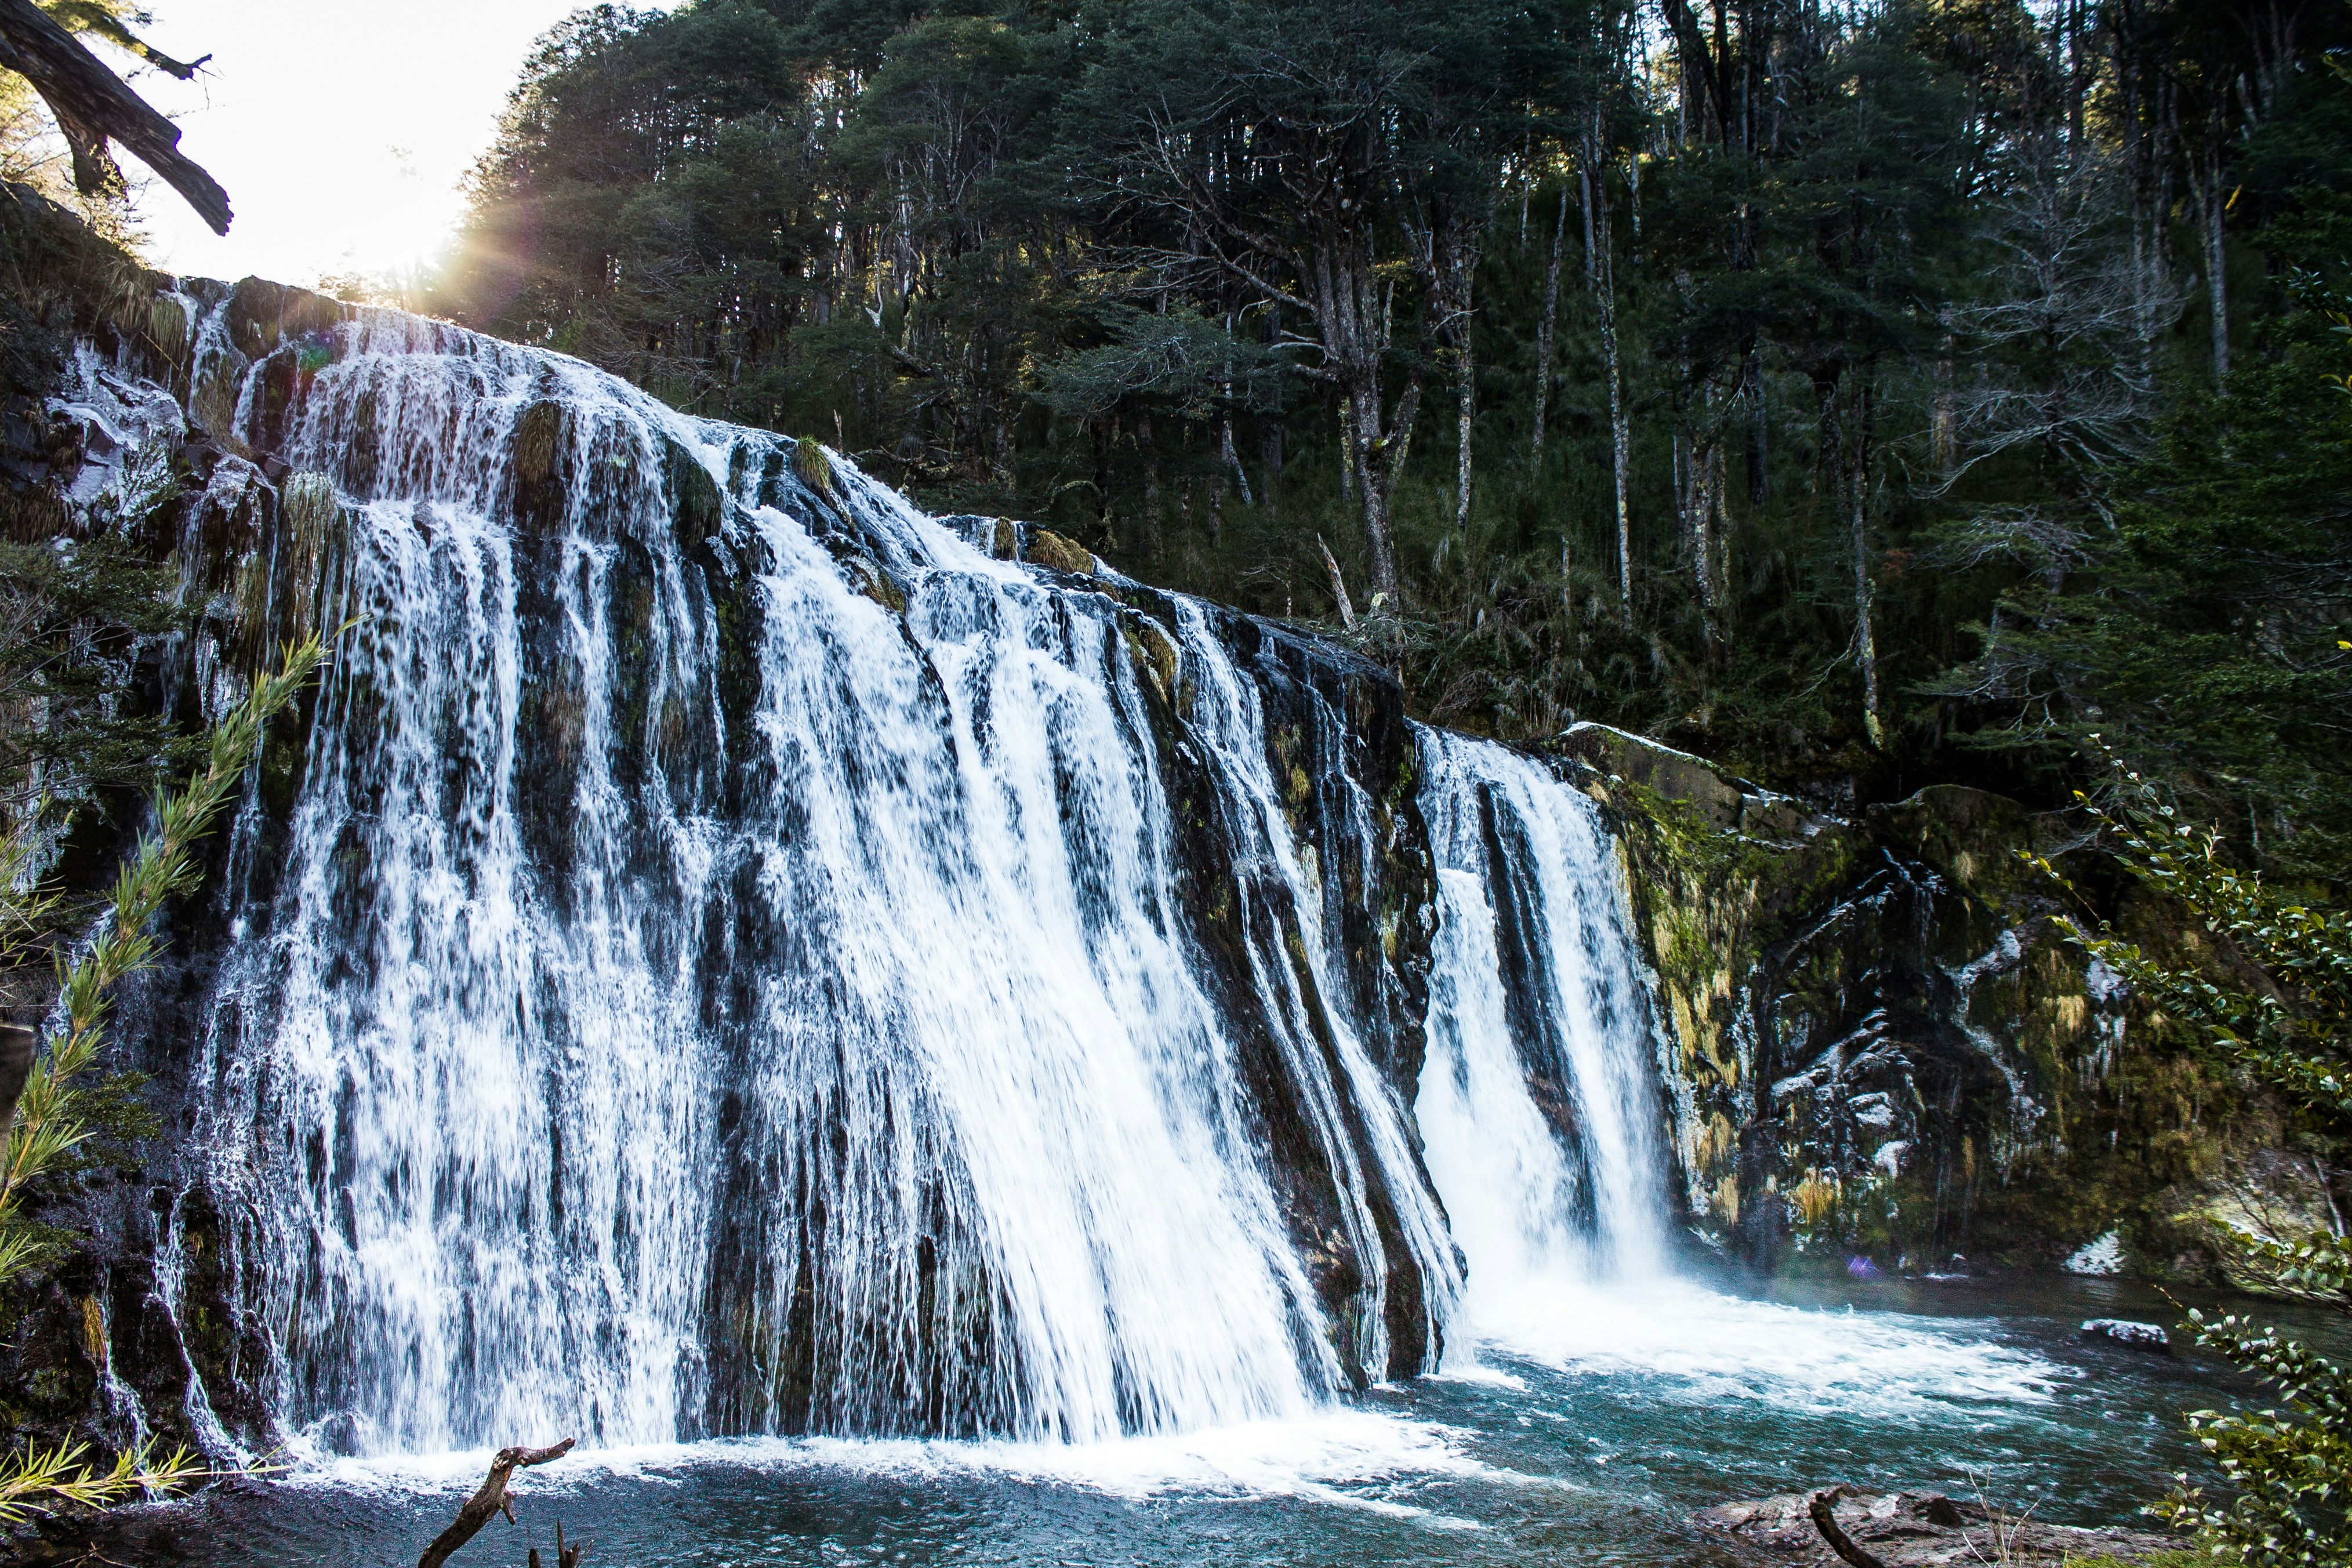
1025 528 1097 576
1865 785 2056 904
510 400 570 534
224 277 346 361
665 437 724 543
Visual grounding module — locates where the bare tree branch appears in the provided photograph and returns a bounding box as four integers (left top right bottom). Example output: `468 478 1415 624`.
0 0 230 233
416 1439 576 1568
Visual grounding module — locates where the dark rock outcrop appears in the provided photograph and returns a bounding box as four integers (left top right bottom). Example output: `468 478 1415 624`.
1696 1487 2180 1568
1557 723 2281 1277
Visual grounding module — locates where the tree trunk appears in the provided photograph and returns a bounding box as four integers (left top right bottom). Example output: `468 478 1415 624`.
1338 401 1356 502
1582 132 1633 613
1676 427 1723 657
2201 118 2230 383
1455 351 1473 530
0 0 231 232
1318 534 1358 630
1348 375 1421 607
1851 381 1883 749
1220 416 1253 507
1530 184 1569 467
1447 231 1477 529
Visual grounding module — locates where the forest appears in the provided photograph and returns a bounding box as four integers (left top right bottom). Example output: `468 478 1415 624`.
418 0 2352 888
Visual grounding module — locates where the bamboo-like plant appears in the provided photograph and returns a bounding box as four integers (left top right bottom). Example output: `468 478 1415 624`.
0 1438 219 1525
0 633 325 1519
2028 753 2352 1568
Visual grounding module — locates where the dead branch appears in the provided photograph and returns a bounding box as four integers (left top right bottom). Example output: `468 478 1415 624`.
1810 1490 1890 1568
0 0 230 233
525 1521 585 1568
415 1439 575 1568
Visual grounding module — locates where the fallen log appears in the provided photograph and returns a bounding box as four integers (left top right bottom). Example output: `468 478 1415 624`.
416 1439 574 1568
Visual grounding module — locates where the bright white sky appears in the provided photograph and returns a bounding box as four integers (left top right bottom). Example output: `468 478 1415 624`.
128 1 674 289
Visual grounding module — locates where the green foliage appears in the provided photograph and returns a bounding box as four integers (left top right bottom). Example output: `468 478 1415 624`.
2032 754 2352 1566
0 1436 224 1525
425 0 2352 874
2030 754 2352 1130
0 535 188 826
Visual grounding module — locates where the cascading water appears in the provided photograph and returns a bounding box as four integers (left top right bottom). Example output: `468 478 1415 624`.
77 280 1706 1464
1410 731 1671 1350
130 285 1513 1458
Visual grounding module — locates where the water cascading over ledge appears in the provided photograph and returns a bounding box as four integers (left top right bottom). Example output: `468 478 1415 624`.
68 279 1674 1458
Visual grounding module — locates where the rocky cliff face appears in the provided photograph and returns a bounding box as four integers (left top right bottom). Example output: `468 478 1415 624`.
1556 724 2315 1279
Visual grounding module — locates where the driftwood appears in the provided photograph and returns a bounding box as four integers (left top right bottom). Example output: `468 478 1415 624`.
415 1439 575 1568
1810 1490 1892 1568
526 1522 585 1568
0 0 230 233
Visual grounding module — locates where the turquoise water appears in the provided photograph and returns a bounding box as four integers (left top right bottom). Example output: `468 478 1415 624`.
132 1268 2302 1567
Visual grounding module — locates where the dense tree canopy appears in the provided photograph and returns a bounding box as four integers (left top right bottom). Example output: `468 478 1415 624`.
430 0 2352 887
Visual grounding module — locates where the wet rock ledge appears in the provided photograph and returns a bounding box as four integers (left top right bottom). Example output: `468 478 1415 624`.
1696 1487 2182 1568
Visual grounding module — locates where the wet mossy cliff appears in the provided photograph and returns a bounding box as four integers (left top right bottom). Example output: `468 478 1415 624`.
1554 723 2325 1280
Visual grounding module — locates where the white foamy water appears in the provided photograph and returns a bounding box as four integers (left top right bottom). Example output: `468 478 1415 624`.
152 291 1462 1457
1457 1277 2066 1417
1412 731 1668 1322
276 1409 1531 1527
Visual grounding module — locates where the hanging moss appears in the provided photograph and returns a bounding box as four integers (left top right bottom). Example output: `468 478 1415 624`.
792 435 833 496
277 471 341 639
510 400 568 533
143 295 189 368
664 437 724 542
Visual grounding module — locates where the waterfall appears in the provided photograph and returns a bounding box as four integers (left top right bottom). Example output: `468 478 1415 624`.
1411 730 1669 1346
107 282 1675 1458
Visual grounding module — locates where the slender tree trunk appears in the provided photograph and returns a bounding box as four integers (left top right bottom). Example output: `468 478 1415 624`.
1318 533 1358 630
1450 235 1476 530
1220 418 1253 507
2201 118 2230 382
1851 379 1883 748
1677 423 1722 658
1454 347 1474 529
1219 316 1253 508
1349 375 1421 607
1698 440 1725 650
1582 131 1633 614
1338 400 1356 502
1531 184 1568 467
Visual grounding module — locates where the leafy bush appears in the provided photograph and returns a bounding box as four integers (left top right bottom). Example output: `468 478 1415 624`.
2030 759 2352 1567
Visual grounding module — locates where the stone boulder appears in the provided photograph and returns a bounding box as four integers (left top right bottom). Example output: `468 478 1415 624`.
1696 1487 2180 1568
